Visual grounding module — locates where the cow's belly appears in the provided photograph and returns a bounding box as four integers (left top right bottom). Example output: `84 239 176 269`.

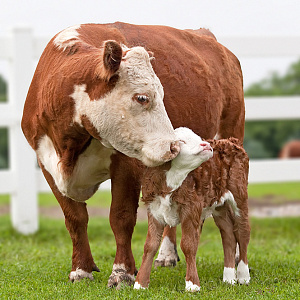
37 136 114 201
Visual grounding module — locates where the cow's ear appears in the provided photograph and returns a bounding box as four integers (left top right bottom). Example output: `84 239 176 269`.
100 40 122 81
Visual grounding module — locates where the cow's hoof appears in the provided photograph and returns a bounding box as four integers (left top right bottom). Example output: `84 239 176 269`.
107 264 135 289
154 236 180 268
69 268 94 282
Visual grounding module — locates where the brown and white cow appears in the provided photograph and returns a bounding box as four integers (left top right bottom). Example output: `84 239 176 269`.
21 22 245 287
135 128 250 291
279 140 300 159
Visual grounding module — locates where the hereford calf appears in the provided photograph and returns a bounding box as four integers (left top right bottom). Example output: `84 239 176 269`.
134 127 250 291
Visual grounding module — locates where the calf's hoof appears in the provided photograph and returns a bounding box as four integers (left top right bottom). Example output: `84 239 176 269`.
237 260 250 285
107 264 135 289
134 282 147 290
185 280 200 292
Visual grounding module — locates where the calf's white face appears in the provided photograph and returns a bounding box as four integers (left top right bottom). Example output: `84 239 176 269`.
173 127 213 171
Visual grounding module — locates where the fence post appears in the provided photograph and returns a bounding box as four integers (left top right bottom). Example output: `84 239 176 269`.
8 27 38 234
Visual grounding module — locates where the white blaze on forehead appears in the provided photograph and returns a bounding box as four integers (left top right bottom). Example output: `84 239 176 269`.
119 46 164 98
54 24 81 50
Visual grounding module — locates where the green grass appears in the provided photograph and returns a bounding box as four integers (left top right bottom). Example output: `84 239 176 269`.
248 181 300 203
0 216 299 299
1 181 299 209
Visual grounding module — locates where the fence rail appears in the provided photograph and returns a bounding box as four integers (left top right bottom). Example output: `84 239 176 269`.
0 27 300 234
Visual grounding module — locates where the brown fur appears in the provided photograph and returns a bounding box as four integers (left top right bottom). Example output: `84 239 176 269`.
136 138 250 288
21 22 245 285
279 140 300 158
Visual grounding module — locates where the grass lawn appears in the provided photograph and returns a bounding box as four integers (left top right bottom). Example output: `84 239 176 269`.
1 181 299 208
0 215 299 299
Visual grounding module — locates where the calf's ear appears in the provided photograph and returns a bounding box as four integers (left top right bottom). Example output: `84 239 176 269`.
99 40 122 81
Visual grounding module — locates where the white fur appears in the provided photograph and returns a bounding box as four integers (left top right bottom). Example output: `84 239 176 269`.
185 280 200 292
149 195 179 227
36 135 66 193
111 263 135 282
54 24 81 50
134 282 146 290
37 135 114 201
166 127 213 191
70 46 176 167
69 268 93 281
155 236 178 264
223 267 236 284
201 190 240 220
237 260 250 284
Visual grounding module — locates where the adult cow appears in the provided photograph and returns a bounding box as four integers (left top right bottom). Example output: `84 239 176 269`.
21 22 245 288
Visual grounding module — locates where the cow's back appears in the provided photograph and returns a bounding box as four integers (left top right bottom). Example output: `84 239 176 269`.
22 22 244 150
75 23 244 140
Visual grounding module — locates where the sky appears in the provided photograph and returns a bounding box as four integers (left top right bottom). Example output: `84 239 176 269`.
1 0 299 87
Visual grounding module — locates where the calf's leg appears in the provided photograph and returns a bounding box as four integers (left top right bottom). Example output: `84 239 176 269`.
40 164 98 281
154 226 180 267
180 217 201 292
234 206 251 284
134 213 165 289
213 204 238 284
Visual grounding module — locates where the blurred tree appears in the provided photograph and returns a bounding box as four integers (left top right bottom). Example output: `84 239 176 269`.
0 75 7 102
244 58 300 159
0 75 8 168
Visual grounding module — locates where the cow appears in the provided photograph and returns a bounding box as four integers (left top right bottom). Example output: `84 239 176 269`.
21 22 245 288
134 127 250 291
279 140 300 159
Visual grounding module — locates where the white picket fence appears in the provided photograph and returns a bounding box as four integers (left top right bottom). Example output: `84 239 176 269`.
0 27 300 234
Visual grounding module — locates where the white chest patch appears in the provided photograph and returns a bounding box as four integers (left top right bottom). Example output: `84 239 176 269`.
149 194 180 227
201 190 240 220
37 135 114 201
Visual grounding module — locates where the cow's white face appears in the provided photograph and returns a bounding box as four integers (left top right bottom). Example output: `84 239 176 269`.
173 127 213 171
71 45 179 167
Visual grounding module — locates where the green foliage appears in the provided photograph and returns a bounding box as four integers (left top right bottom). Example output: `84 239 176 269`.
0 75 8 168
244 58 300 159
0 128 8 169
245 59 300 96
0 75 7 102
244 120 300 159
0 216 299 299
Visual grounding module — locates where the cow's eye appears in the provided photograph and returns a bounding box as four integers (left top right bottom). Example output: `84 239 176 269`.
133 94 150 105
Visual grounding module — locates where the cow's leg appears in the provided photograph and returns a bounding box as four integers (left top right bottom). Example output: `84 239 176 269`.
180 217 201 292
235 206 251 284
108 154 142 289
40 164 98 281
154 226 180 267
213 204 238 285
134 213 164 289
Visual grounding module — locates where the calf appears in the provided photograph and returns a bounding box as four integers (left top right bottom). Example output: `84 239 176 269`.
134 127 250 291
